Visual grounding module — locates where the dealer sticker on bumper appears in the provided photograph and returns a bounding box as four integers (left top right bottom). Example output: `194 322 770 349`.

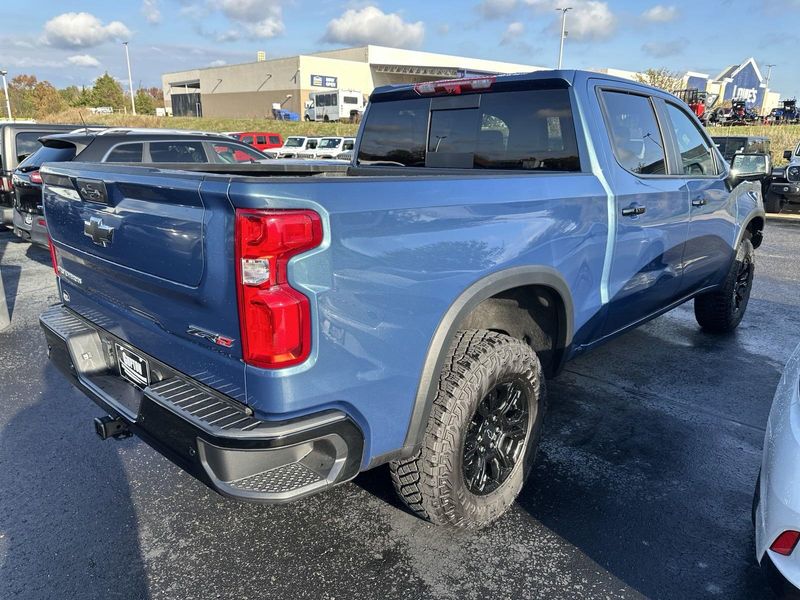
115 344 150 388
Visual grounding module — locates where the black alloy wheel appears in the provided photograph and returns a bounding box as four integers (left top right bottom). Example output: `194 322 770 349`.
463 380 530 495
733 254 754 313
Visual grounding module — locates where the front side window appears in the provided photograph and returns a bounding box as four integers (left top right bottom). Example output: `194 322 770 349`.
256 136 266 144
106 143 143 163
601 91 667 175
306 139 319 150
148 141 206 163
665 103 717 176
241 135 254 145
209 143 264 163
342 140 355 151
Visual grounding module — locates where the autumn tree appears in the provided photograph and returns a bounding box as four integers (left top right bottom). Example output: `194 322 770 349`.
134 89 156 115
32 81 67 116
634 68 682 92
92 73 125 110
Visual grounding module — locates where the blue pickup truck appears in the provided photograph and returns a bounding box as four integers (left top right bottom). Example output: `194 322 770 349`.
39 70 765 528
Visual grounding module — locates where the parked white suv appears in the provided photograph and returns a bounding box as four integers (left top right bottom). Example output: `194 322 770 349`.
297 137 344 159
263 136 320 159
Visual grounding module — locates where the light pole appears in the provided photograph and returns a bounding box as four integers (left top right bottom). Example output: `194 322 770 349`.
764 64 776 89
764 64 776 117
123 42 136 115
0 70 11 120
556 7 572 69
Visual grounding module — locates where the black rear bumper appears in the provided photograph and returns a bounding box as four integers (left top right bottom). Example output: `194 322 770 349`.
40 305 364 503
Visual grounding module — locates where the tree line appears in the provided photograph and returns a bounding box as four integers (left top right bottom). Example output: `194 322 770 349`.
0 73 164 118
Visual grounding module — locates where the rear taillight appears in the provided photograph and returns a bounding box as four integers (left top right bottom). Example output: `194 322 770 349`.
29 170 42 184
48 236 59 277
235 209 323 368
771 531 800 556
0 175 11 192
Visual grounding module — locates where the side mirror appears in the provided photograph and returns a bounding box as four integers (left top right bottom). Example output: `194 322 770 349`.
784 149 792 161
731 153 770 179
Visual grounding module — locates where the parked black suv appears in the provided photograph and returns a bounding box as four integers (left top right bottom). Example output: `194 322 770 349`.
12 128 269 247
712 135 771 164
0 122 87 224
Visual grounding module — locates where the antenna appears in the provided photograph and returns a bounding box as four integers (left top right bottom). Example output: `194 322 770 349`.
78 111 88 134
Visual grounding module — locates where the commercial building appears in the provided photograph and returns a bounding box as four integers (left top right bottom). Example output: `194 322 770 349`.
597 57 781 115
162 45 546 118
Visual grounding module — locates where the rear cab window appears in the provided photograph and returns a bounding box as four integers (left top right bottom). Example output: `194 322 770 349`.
15 132 46 163
357 86 580 171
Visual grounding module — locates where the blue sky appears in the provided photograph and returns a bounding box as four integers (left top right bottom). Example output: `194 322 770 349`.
1 1 798 97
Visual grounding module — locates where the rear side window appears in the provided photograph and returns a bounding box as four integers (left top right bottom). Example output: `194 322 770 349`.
209 143 264 163
665 103 718 176
256 135 266 144
105 143 144 163
306 139 318 149
269 135 281 144
357 89 580 171
601 91 667 175
17 144 76 168
149 141 206 163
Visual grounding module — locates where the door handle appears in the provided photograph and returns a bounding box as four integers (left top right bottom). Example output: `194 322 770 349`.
692 197 708 207
621 204 646 217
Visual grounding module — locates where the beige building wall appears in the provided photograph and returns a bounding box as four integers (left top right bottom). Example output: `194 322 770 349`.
162 45 546 119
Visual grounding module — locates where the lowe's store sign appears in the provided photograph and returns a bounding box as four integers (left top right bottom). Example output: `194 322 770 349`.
721 59 766 110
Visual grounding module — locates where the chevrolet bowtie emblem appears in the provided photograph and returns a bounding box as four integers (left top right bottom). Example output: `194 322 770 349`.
83 216 114 247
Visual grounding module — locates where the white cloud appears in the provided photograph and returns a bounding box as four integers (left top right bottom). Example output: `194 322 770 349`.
501 21 525 45
641 38 685 58
218 0 284 38
478 0 518 18
323 6 424 49
524 0 616 40
642 5 679 22
67 54 101 68
208 59 227 67
43 12 131 48
142 0 161 24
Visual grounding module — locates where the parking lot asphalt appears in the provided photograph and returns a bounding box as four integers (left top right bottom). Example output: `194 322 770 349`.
1 222 798 600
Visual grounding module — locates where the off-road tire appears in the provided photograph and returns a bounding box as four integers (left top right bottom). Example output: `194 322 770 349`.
765 193 783 214
694 236 755 333
390 330 545 528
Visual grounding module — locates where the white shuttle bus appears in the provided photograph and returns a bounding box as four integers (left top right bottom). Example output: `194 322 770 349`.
304 90 364 122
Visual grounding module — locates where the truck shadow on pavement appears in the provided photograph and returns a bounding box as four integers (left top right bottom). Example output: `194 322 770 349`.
0 233 22 321
516 307 789 600
0 363 150 600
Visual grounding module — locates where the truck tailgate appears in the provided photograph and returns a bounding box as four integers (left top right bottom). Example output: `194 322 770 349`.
41 164 246 402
